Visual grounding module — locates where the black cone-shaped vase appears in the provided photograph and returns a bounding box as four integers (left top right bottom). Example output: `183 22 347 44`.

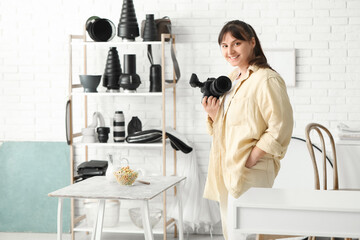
119 54 141 92
103 47 122 92
127 116 142 135
118 0 139 41
142 14 157 41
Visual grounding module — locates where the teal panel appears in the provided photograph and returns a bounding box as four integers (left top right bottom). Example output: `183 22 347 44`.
0 142 70 233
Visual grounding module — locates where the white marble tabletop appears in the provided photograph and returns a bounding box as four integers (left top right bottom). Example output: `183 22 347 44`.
48 176 186 200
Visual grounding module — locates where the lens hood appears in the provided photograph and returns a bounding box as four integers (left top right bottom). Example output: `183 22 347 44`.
86 16 116 42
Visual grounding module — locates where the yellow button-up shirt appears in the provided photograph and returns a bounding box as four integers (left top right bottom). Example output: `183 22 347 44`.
203 65 294 201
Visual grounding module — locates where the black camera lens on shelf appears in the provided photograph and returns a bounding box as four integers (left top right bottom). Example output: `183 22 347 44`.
113 111 125 142
86 16 116 42
189 73 232 98
117 0 140 41
97 127 110 143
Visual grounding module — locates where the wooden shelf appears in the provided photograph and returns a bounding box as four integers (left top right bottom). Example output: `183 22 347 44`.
71 91 163 97
73 142 164 148
72 40 162 46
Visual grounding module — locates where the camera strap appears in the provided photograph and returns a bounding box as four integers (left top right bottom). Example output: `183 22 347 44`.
126 129 192 154
147 32 181 83
147 44 154 65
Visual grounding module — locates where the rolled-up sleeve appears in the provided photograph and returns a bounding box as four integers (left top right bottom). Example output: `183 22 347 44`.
256 77 293 158
206 115 214 136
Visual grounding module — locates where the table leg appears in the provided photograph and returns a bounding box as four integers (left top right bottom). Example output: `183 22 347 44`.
176 184 184 240
141 200 154 240
57 198 63 240
91 199 106 240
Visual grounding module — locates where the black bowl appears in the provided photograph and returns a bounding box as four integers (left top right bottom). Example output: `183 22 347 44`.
79 75 101 92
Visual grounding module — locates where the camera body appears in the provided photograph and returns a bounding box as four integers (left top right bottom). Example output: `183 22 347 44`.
189 73 232 98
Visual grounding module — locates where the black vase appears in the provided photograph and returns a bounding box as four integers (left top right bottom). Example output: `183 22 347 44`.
103 47 122 92
118 0 139 41
119 54 141 92
127 116 142 135
149 64 162 92
142 14 157 41
97 127 110 143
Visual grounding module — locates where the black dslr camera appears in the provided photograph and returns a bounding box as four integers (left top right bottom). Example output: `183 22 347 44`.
189 73 232 98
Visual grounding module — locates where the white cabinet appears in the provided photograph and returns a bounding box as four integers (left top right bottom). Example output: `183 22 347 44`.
336 140 360 189
66 33 178 240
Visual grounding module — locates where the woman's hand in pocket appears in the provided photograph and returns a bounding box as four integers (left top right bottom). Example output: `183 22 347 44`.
246 146 266 168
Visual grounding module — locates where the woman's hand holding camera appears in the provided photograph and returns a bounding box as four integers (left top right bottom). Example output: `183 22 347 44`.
202 96 220 121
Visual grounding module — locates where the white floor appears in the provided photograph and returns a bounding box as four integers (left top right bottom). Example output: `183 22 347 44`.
0 232 224 240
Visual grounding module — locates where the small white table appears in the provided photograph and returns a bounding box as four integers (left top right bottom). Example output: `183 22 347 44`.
48 176 186 240
230 187 360 238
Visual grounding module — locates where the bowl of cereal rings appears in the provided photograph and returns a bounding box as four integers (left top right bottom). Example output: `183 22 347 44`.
113 165 139 186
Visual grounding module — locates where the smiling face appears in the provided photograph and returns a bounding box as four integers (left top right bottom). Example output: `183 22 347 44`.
220 32 256 68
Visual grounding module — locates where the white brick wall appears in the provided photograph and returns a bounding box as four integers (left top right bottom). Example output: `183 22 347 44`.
1 0 360 232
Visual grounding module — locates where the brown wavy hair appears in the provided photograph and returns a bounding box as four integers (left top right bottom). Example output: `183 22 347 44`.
218 20 273 70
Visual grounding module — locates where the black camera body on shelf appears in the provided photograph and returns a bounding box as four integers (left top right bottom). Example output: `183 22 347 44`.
189 73 232 98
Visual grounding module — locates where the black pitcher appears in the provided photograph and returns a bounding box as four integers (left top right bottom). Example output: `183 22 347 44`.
127 116 142 135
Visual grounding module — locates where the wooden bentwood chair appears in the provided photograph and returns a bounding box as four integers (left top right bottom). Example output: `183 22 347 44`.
305 123 352 240
256 135 324 240
256 123 345 240
305 122 339 191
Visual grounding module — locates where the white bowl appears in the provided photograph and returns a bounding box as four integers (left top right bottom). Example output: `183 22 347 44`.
128 207 162 229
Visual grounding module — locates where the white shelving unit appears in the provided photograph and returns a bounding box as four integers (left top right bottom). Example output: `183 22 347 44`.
74 220 168 234
66 32 178 240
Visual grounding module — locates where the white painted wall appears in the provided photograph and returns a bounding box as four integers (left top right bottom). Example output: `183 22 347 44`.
1 0 360 233
1 0 359 152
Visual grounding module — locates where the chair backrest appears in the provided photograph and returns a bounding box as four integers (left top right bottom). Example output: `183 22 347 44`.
305 123 339 190
273 137 314 189
273 136 335 190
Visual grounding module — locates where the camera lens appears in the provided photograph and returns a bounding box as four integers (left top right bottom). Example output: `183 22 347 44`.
210 76 231 96
92 19 115 42
97 127 110 143
86 17 116 42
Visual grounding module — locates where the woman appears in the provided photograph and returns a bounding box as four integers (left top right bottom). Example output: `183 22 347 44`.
202 20 294 239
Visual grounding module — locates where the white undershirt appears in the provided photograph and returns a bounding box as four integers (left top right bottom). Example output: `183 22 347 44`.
223 74 241 116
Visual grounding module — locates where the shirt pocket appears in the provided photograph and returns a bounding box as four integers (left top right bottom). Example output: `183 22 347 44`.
227 97 255 126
